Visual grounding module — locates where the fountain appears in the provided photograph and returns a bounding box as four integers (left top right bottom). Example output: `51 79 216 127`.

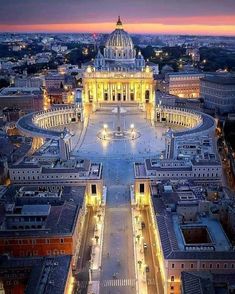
97 104 140 141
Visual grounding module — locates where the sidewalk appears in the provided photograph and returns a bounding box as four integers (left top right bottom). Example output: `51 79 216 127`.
131 206 148 294
87 186 107 294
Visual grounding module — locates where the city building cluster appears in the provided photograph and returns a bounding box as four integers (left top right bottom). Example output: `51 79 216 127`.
0 16 235 294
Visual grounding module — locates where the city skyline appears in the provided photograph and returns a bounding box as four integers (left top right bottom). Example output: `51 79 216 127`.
0 0 235 36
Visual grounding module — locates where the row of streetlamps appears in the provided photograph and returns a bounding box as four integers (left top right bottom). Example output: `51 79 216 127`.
102 123 136 140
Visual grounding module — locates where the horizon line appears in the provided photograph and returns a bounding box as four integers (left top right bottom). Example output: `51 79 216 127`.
0 31 235 38
0 22 235 37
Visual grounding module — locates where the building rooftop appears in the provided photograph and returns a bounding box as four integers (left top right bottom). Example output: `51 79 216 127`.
0 185 85 237
201 75 235 85
10 156 102 179
0 87 42 96
151 193 235 260
181 271 235 294
0 255 71 294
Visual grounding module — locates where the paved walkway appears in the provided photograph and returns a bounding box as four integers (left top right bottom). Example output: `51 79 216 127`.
74 107 174 294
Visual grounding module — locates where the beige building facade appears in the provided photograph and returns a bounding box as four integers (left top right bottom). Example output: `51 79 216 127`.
82 17 156 114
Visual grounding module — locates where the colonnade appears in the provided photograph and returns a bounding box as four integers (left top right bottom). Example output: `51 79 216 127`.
32 106 82 130
82 70 155 106
155 106 203 129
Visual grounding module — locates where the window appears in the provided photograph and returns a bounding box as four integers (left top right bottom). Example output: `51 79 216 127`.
171 286 174 290
171 276 174 282
209 264 212 269
190 264 194 269
60 238 64 244
217 264 220 269
140 183 145 194
91 184 97 195
202 263 205 269
181 264 184 269
171 264 175 269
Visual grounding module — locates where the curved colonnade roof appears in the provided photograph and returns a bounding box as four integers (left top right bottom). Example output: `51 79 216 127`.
17 105 215 142
16 107 78 139
158 106 215 138
173 110 215 138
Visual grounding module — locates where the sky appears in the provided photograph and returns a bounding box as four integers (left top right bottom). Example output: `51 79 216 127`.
0 0 235 36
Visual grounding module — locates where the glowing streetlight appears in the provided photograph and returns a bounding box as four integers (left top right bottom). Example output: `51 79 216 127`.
130 124 135 140
103 124 108 130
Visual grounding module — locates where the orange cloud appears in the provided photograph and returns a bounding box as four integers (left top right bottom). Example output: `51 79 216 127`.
0 21 235 36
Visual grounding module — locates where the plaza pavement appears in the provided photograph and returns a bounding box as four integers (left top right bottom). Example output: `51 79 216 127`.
73 107 182 294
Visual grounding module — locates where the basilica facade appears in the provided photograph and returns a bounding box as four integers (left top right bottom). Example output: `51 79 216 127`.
82 17 157 114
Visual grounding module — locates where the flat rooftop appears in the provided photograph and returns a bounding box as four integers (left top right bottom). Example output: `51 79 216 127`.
152 197 234 260
0 185 86 237
201 75 235 85
0 255 71 294
173 215 230 251
11 156 103 180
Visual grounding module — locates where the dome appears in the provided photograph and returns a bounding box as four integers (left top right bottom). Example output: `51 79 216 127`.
105 17 134 49
103 17 136 63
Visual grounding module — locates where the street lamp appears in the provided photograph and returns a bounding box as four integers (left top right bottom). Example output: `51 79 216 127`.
102 124 108 140
130 124 135 140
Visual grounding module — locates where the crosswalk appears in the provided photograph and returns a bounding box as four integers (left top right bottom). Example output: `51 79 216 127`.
101 279 136 287
78 277 155 289
78 279 136 289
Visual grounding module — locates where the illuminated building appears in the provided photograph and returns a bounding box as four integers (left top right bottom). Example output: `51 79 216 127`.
135 105 221 185
133 179 235 294
82 17 157 116
159 72 205 99
17 105 82 151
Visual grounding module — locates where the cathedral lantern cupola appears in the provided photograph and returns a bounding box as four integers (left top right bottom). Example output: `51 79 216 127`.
116 16 123 29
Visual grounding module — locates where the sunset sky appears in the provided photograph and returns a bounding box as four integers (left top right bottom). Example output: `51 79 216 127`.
0 0 235 36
